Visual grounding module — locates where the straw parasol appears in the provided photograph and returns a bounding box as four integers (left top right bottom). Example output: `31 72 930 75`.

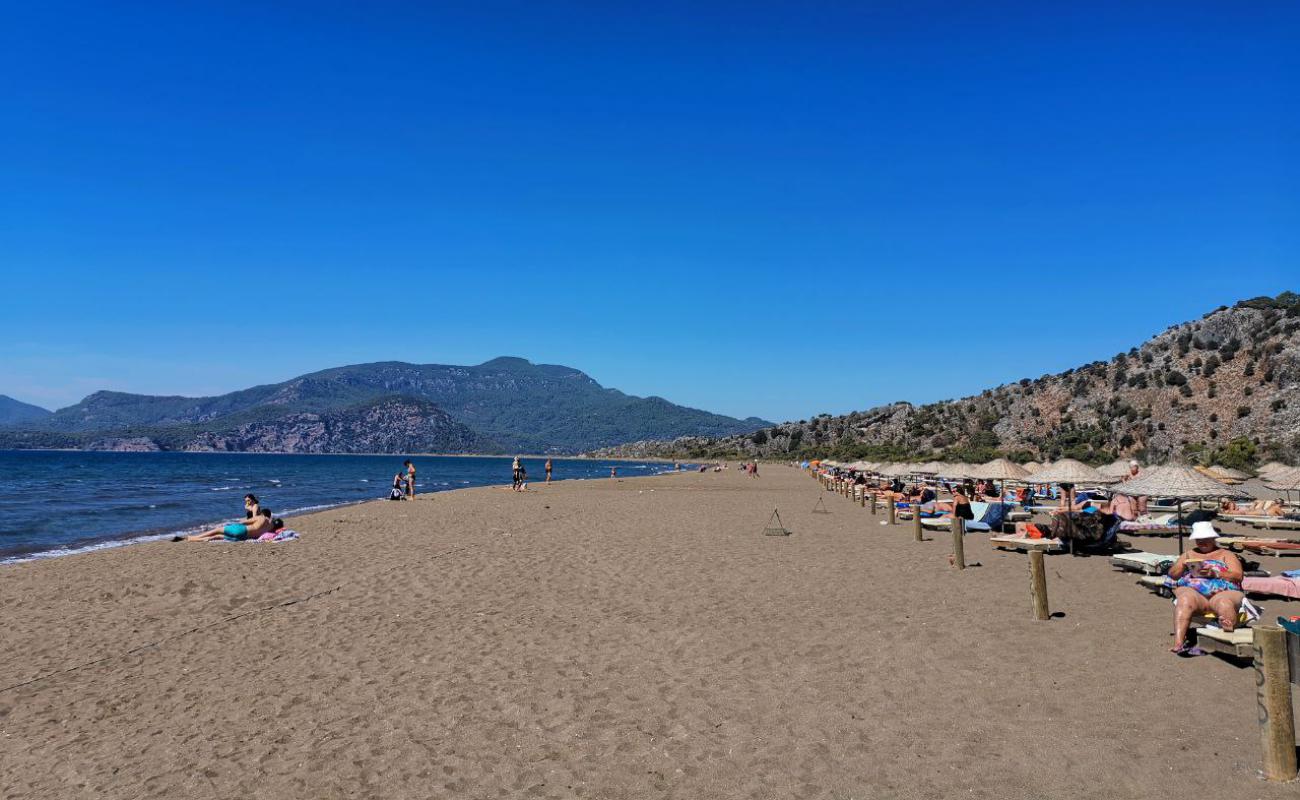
1021 461 1042 472
1258 461 1289 479
1265 467 1300 501
971 458 1031 501
1114 464 1250 553
1208 464 1250 482
1098 458 1132 478
915 460 945 475
1022 459 1117 486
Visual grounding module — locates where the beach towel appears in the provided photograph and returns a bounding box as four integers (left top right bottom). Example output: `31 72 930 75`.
978 502 1009 531
1119 520 1179 533
1243 576 1300 600
256 529 300 543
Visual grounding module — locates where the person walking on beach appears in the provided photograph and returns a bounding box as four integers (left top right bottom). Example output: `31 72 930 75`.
512 456 522 491
404 460 416 499
545 458 553 484
610 466 618 479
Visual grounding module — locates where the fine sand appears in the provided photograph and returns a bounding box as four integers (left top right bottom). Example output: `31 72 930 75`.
2 466 1298 799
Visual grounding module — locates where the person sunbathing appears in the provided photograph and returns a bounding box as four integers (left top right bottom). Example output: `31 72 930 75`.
180 508 282 542
1221 499 1283 516
1167 522 1245 656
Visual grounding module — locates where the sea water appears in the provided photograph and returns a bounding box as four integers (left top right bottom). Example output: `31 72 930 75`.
0 451 678 563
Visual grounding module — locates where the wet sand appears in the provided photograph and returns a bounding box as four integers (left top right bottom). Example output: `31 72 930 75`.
2 466 1297 799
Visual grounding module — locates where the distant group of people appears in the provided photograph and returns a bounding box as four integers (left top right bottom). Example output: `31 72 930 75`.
390 460 417 500
512 457 554 490
177 493 285 542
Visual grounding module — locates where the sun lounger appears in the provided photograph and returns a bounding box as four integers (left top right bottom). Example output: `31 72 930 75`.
1117 521 1179 536
1251 518 1300 531
920 516 991 531
1192 626 1255 659
1242 576 1300 600
1240 540 1300 557
1137 574 1173 596
1111 551 1176 575
989 535 1064 553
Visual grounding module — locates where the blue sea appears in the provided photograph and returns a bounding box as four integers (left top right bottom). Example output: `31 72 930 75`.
0 451 679 563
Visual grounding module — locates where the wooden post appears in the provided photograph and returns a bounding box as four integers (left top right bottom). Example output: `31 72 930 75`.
913 506 923 542
1029 550 1049 620
1253 626 1298 781
860 486 866 507
951 517 965 569
869 495 877 515
887 499 897 526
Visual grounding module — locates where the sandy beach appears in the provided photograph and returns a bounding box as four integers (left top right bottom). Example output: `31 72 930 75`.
2 465 1297 799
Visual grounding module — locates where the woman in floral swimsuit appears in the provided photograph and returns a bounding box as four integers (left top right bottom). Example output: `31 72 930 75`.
1166 522 1244 656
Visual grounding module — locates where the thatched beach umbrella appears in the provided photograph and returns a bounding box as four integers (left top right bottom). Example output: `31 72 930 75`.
972 458 1030 500
1209 464 1250 481
1265 467 1300 503
1115 464 1250 553
1022 459 1116 487
1265 466 1300 488
1258 461 1289 479
1098 459 1132 478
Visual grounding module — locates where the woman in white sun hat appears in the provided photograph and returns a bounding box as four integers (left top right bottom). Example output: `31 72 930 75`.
1165 521 1244 656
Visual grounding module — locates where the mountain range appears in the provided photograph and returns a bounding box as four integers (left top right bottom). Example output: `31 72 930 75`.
0 395 53 427
0 357 770 454
594 292 1300 470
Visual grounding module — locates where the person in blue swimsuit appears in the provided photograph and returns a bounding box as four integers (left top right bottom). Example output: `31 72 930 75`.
179 508 281 542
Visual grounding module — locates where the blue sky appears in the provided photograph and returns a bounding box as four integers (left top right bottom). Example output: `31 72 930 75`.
1 2 1295 423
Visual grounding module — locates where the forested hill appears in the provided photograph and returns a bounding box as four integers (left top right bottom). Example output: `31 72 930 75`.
593 293 1300 470
0 395 51 427
0 357 770 454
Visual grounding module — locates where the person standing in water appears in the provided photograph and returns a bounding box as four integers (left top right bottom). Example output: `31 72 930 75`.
512 456 522 490
404 460 416 499
545 458 553 484
610 466 618 479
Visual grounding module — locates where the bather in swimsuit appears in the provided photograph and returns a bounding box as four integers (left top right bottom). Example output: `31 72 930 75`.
1171 559 1240 597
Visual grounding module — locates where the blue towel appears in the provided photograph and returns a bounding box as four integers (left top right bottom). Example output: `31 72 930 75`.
1282 569 1300 578
979 502 1009 529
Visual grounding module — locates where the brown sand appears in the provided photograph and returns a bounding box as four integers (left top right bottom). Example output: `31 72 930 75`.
2 466 1297 799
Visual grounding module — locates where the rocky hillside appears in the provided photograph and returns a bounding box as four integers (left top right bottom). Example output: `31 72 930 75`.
0 398 491 454
596 293 1300 469
0 357 769 454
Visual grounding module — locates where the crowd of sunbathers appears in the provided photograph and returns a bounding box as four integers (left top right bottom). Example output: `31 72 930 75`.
174 494 286 542
813 459 1300 657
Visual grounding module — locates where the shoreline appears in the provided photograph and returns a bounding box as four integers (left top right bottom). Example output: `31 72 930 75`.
0 459 690 566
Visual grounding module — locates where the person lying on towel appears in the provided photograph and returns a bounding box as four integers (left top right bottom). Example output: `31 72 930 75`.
1221 498 1284 516
1166 522 1245 657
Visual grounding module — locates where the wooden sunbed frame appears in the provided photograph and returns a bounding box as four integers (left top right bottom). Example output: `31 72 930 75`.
988 535 1063 553
1193 626 1255 659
